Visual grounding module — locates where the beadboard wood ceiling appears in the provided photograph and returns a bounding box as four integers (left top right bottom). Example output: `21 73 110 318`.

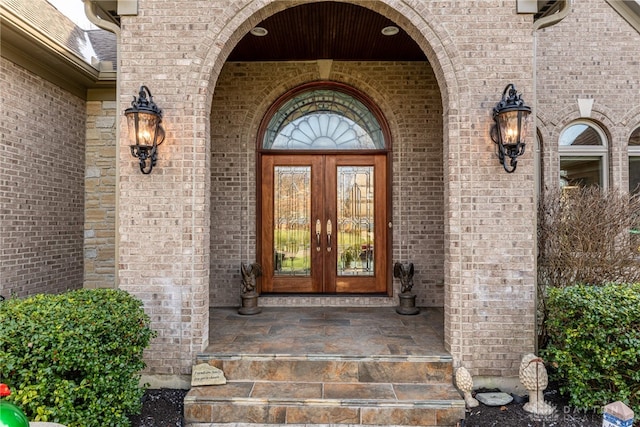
227 2 426 62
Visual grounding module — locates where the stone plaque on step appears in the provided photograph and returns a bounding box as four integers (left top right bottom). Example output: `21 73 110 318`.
191 363 227 386
475 392 513 406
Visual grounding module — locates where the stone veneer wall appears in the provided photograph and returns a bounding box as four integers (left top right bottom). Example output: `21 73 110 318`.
536 0 640 192
0 57 85 297
84 94 117 289
209 61 444 308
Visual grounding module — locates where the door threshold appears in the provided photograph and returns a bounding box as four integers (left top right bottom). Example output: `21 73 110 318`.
260 293 390 297
258 294 396 307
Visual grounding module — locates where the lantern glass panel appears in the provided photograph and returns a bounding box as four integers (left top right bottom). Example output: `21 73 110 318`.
497 110 530 146
127 112 160 147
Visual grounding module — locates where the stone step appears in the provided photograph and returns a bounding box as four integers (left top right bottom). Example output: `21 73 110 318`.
184 380 465 426
185 354 464 426
196 354 454 385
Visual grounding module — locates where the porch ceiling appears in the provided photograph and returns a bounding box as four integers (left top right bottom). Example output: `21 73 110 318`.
227 2 427 62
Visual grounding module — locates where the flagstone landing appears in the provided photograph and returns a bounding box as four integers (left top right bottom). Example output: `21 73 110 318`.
184 306 465 426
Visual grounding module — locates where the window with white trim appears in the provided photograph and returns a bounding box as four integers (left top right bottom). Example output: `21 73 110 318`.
559 121 608 189
629 127 640 194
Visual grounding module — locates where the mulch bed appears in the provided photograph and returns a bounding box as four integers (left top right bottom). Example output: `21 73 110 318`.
462 387 602 427
130 387 627 427
129 389 187 427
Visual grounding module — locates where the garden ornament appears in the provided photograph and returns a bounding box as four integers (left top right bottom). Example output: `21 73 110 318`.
0 383 29 427
394 262 419 315
455 367 479 408
519 353 556 416
393 262 414 293
239 262 262 315
241 262 261 295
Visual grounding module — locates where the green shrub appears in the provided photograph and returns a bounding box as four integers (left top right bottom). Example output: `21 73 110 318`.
0 289 156 426
537 187 640 348
542 283 640 415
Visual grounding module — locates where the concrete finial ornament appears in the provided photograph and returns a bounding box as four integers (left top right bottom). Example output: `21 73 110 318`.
519 353 555 416
455 366 479 408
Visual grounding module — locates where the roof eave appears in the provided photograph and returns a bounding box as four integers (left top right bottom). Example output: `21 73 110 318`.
1 5 115 99
606 0 640 34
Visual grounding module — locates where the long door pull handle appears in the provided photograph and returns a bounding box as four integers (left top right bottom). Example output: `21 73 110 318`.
326 219 332 252
315 219 322 252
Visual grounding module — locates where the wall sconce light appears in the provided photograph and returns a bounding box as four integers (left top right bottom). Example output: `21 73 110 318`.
125 86 165 174
491 83 532 173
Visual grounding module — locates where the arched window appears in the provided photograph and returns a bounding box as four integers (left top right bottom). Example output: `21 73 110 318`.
559 121 608 189
262 88 385 150
629 127 640 194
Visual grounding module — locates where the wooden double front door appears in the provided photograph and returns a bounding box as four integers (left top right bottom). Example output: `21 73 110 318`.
260 154 389 294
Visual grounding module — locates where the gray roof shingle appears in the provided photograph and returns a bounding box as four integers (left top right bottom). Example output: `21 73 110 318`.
3 0 117 69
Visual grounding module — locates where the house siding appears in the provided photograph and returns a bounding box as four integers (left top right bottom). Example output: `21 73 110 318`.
537 1 640 192
3 0 638 383
84 97 117 289
116 0 536 377
0 57 85 297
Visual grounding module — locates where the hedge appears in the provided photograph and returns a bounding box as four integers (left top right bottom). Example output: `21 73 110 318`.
542 283 640 415
0 289 155 426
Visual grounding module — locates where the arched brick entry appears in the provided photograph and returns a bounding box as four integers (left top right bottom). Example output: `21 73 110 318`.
198 0 466 372
118 0 536 382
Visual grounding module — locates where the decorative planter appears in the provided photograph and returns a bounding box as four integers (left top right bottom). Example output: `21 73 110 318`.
396 292 420 315
239 292 261 315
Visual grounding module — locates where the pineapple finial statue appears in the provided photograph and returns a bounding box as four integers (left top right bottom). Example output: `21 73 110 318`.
519 353 555 416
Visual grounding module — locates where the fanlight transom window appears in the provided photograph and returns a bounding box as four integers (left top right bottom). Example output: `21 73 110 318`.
263 89 385 150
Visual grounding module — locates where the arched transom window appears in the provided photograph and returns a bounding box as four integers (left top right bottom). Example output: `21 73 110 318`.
262 89 385 150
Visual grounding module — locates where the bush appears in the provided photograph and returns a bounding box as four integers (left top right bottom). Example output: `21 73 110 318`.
542 283 640 415
0 289 156 426
537 187 640 347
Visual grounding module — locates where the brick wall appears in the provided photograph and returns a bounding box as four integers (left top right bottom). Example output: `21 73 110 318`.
12 0 636 382
118 0 537 377
537 0 640 192
0 57 85 298
209 61 444 307
84 94 117 289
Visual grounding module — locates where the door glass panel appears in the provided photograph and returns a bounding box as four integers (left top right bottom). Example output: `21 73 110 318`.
337 166 374 276
274 166 311 276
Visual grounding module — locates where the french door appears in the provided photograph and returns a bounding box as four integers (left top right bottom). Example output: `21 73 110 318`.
260 154 389 294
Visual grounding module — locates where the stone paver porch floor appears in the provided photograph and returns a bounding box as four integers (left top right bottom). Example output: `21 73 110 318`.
204 306 448 357
187 307 463 426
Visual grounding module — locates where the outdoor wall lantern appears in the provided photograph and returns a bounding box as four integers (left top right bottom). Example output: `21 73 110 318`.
491 83 532 173
125 85 165 174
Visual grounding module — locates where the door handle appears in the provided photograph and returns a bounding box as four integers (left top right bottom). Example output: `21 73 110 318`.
315 219 321 252
326 219 332 252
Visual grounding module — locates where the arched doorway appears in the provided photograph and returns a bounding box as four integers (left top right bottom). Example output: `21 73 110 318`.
258 83 392 294
207 1 449 308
